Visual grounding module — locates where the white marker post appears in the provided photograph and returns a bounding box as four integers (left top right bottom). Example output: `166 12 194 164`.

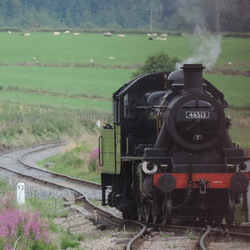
17 183 25 205
96 120 101 128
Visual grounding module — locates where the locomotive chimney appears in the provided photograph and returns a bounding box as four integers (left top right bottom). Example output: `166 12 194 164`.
181 64 205 93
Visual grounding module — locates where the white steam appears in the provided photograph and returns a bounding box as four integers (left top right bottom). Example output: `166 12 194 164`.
175 0 222 70
176 27 222 69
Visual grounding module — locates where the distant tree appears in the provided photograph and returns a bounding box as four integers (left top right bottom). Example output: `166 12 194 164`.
132 51 179 78
0 0 248 32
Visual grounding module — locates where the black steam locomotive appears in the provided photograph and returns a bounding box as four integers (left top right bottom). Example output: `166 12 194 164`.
99 64 250 225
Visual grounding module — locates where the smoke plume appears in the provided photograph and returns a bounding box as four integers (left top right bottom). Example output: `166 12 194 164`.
175 0 222 70
176 27 222 69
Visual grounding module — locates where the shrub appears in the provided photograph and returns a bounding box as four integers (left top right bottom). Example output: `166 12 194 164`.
59 146 85 170
132 51 179 78
61 236 80 249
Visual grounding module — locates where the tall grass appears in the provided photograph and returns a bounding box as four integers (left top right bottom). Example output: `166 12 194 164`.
0 102 111 149
0 101 104 183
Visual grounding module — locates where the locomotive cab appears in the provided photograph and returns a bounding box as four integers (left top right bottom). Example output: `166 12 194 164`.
99 72 170 216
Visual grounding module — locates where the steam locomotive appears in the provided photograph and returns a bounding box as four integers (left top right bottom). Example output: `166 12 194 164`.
99 64 250 225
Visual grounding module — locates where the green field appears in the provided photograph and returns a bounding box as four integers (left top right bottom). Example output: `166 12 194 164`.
0 66 134 110
0 66 132 97
0 67 248 110
0 32 248 149
0 32 249 65
204 74 250 107
0 33 249 110
0 32 192 65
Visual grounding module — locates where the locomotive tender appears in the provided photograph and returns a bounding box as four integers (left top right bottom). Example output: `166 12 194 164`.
99 64 250 225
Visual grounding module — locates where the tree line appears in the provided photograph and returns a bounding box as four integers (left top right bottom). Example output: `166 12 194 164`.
0 0 249 33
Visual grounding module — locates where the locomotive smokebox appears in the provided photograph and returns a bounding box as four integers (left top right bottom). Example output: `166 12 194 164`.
182 64 205 93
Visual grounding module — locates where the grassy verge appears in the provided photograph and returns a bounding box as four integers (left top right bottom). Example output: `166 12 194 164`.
38 140 101 183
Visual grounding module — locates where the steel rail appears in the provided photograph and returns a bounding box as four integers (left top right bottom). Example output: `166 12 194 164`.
126 222 147 250
199 225 211 250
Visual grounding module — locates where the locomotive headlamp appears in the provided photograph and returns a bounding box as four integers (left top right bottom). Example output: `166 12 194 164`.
142 161 158 175
239 162 247 171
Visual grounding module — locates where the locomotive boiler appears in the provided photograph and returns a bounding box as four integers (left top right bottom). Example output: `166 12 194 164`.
99 64 250 225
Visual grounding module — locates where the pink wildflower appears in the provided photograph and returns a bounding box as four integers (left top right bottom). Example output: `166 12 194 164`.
88 148 101 172
4 244 14 250
0 208 51 247
0 226 9 237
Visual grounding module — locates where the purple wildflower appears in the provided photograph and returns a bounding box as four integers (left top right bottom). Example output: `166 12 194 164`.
88 148 101 172
0 206 51 248
4 244 14 250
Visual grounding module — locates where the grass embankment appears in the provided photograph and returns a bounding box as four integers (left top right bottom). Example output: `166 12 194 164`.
0 102 104 182
0 102 111 150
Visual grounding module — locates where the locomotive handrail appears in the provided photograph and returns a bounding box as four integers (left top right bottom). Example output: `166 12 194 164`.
136 105 167 109
226 157 250 163
98 136 103 166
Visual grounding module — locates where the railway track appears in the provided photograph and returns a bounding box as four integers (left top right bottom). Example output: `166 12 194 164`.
127 223 250 249
0 141 144 248
0 141 101 199
0 141 249 250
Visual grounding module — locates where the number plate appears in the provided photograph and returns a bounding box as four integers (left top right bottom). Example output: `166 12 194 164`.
186 111 209 119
